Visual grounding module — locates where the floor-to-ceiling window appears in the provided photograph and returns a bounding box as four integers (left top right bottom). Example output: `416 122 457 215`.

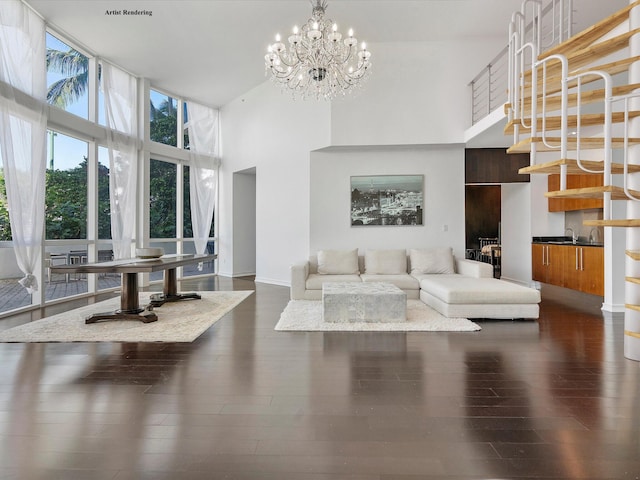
44 131 89 299
96 146 120 291
0 28 217 317
149 158 177 282
0 153 29 313
147 91 216 281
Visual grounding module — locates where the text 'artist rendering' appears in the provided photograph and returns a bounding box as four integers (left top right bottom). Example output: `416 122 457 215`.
264 0 372 100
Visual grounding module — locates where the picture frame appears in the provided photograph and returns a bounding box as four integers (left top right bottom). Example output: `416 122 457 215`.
350 174 424 226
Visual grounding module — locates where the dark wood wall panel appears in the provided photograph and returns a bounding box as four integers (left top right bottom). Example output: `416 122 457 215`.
465 185 501 250
465 148 530 184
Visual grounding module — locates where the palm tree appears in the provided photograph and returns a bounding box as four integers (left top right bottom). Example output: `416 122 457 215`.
150 98 179 146
46 47 89 108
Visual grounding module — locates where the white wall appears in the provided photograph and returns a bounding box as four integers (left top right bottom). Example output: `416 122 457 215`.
530 173 565 236
220 81 331 285
501 183 533 286
220 36 518 286
309 145 466 259
331 40 507 146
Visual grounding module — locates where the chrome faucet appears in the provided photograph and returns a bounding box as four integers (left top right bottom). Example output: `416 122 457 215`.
588 228 599 244
565 227 577 244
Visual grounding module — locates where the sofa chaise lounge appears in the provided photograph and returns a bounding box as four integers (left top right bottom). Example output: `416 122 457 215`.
290 248 541 319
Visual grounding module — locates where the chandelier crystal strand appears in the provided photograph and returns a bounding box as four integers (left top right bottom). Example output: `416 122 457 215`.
264 0 372 100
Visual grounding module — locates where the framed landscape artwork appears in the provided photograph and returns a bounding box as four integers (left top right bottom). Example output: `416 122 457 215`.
350 175 424 226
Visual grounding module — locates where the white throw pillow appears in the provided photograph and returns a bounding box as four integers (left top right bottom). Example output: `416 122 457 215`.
364 249 407 274
409 247 455 274
317 249 360 275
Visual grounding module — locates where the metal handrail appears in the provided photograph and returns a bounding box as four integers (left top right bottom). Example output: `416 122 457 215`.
471 0 573 125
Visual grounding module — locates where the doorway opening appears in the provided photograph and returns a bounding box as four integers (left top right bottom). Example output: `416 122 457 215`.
232 168 256 277
465 185 501 277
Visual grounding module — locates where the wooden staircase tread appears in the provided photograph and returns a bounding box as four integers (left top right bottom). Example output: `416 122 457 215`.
626 250 640 260
520 56 640 97
540 27 640 70
518 159 640 175
508 84 640 115
626 304 640 313
504 111 640 134
527 29 640 81
585 219 640 227
544 185 640 200
507 136 640 154
539 1 640 59
522 28 640 90
626 277 640 285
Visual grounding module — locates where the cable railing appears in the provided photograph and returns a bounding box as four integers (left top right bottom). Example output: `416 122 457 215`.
470 0 573 125
470 47 509 124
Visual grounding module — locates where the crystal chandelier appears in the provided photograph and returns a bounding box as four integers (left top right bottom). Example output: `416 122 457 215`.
264 0 372 100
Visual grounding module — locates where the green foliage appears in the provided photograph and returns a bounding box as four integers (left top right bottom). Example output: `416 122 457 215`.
182 166 215 239
0 161 112 242
150 98 189 148
150 111 178 146
45 162 88 239
97 162 111 239
2 47 210 244
149 160 176 238
0 170 11 241
1 160 214 243
183 166 192 238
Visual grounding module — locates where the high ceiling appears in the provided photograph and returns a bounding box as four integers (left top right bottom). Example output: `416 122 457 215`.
25 0 627 109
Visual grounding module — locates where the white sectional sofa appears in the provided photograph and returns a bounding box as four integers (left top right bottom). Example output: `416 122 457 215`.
290 248 541 319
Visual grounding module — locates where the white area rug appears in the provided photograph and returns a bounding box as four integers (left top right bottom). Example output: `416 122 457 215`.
275 299 481 332
0 291 253 343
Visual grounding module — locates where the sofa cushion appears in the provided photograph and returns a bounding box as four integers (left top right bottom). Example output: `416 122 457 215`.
317 249 359 275
364 249 407 274
409 247 455 274
361 274 419 290
306 273 362 290
418 275 541 304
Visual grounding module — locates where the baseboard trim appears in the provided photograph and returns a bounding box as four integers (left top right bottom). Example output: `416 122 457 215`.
499 276 537 289
601 302 626 313
217 271 256 278
254 276 290 287
231 272 256 278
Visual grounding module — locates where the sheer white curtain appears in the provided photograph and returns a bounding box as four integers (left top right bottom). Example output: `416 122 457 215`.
101 63 138 260
186 101 219 256
0 0 46 293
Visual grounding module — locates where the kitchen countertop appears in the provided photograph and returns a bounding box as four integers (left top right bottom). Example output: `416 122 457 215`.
532 236 603 247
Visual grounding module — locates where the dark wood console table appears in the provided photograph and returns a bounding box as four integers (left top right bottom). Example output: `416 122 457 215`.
50 254 216 324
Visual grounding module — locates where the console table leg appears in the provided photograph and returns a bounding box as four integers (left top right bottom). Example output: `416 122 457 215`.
121 272 141 312
85 308 158 324
164 268 177 297
83 272 158 324
149 267 201 307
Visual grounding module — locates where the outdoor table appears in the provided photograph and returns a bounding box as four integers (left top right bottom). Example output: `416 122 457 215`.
50 253 216 324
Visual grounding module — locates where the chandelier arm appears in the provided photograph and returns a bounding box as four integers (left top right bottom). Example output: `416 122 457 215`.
264 0 371 100
273 55 300 69
291 42 314 65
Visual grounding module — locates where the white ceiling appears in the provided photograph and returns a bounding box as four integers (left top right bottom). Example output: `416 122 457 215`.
25 0 627 109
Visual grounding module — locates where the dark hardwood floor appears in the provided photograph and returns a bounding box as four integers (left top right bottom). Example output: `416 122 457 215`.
0 277 638 479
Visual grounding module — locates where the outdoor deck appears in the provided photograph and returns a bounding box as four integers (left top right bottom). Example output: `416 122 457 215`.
0 262 214 315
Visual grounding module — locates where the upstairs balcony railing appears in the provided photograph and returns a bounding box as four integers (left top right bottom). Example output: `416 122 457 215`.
470 0 574 125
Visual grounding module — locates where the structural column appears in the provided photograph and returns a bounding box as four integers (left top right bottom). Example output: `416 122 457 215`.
626 0 640 360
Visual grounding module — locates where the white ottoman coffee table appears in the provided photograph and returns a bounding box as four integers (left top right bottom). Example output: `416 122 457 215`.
322 282 407 323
